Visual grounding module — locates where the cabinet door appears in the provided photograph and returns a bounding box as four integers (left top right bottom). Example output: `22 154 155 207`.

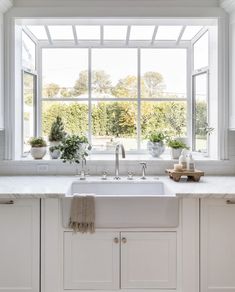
64 231 120 290
121 232 177 289
201 199 235 292
0 199 40 292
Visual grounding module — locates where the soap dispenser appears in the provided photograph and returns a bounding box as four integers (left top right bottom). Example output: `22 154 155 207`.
187 153 195 171
179 149 187 170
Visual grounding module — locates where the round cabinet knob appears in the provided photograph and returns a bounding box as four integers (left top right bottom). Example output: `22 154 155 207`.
113 237 119 244
122 237 127 244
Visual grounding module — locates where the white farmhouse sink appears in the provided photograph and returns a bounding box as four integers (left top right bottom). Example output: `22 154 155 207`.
62 179 179 228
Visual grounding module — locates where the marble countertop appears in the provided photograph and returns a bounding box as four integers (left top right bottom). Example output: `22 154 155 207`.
0 175 235 199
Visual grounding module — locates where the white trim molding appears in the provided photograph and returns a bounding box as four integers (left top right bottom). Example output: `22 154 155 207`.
0 0 12 13
220 0 235 14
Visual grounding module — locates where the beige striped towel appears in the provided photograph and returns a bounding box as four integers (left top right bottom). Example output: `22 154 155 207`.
69 194 95 233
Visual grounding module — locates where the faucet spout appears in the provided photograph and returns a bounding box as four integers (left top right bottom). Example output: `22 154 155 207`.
114 143 126 179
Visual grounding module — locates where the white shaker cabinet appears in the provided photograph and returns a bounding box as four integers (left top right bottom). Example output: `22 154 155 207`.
121 232 177 289
63 231 177 291
0 199 40 292
201 199 235 292
63 231 120 290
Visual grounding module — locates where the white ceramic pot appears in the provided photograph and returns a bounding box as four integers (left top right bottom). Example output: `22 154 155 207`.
30 147 47 159
170 148 182 160
49 141 61 147
147 141 165 157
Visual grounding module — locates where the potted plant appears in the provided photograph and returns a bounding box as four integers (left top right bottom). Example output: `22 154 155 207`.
147 132 166 157
29 137 47 159
167 139 189 159
49 145 61 159
48 116 66 147
60 134 92 165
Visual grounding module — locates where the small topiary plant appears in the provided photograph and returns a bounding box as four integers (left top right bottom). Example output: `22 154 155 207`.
49 116 66 142
29 137 47 147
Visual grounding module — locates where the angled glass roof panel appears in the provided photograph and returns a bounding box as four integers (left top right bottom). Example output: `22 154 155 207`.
26 25 48 40
155 26 182 41
76 25 100 40
48 25 74 40
104 25 127 40
129 25 155 41
181 26 203 40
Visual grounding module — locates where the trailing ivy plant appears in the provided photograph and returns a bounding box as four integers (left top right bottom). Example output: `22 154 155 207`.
49 116 66 142
59 134 92 164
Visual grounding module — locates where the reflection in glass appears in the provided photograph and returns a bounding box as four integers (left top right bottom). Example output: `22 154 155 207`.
194 73 208 153
42 48 88 98
193 31 209 70
22 31 36 71
23 72 36 153
92 101 137 151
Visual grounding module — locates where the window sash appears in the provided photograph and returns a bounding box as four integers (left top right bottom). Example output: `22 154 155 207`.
39 46 189 153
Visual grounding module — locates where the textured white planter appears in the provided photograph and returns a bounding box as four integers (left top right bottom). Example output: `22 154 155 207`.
147 141 165 157
30 147 47 159
49 141 61 147
170 148 182 160
49 149 61 159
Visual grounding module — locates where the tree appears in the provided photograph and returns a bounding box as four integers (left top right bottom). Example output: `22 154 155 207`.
73 70 112 97
73 70 88 96
43 83 60 98
112 75 137 98
60 87 73 98
142 71 165 98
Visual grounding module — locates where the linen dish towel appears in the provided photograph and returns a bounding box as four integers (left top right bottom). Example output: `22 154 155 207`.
69 194 95 233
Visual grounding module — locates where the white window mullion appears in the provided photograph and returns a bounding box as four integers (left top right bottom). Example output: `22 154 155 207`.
137 48 141 151
88 48 92 144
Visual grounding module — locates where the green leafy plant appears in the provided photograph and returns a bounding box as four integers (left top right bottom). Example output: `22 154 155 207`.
148 132 166 143
59 134 92 164
29 137 47 147
167 139 189 149
49 116 66 142
49 145 60 152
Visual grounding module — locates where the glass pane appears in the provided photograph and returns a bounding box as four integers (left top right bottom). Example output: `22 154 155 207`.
104 25 127 40
91 49 137 98
76 25 100 40
48 25 73 40
22 31 36 71
129 25 155 40
23 72 35 153
42 101 88 138
181 26 203 41
42 48 88 98
194 73 208 153
141 49 187 98
141 101 187 150
26 25 48 40
92 101 137 151
193 31 209 70
155 26 182 41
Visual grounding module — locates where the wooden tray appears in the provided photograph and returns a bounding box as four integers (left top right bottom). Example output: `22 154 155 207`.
165 169 204 182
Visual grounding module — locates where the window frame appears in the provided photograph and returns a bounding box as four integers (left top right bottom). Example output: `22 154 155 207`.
38 44 190 154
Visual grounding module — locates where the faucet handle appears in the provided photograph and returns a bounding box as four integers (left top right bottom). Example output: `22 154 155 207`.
140 162 147 169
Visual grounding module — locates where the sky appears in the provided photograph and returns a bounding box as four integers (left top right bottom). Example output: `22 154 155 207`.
42 48 187 96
